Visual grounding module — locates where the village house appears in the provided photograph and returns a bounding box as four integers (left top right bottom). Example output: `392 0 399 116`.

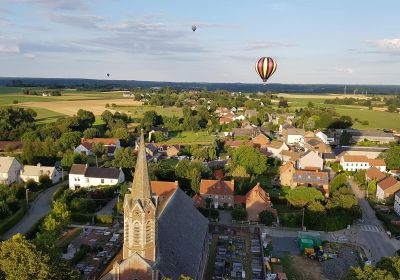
154 144 180 158
340 155 386 172
0 156 22 185
296 150 324 171
345 129 396 144
304 138 332 156
284 128 305 146
74 138 120 157
315 131 334 145
199 179 235 208
251 133 271 149
265 141 289 158
148 127 169 141
365 167 386 182
244 109 257 119
376 176 400 200
20 163 61 184
388 170 400 178
279 150 303 163
236 183 277 221
68 164 125 190
292 170 330 194
279 162 296 187
232 126 259 138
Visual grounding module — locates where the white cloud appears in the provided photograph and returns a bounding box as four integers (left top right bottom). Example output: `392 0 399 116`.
372 38 400 54
14 0 86 10
0 37 20 53
335 67 354 74
23 53 36 58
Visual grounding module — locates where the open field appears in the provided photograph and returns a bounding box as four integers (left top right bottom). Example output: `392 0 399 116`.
164 131 215 145
277 93 372 99
113 105 183 118
31 108 67 124
335 107 400 130
18 99 142 116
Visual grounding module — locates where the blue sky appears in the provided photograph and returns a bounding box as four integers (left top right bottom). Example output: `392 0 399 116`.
0 0 399 84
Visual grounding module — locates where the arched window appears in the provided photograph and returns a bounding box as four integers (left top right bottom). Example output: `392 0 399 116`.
146 221 153 243
133 222 141 244
124 223 129 243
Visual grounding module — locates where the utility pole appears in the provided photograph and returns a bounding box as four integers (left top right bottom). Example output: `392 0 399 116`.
302 208 305 230
25 187 29 209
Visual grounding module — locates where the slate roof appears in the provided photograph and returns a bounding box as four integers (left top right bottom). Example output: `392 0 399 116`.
292 170 329 185
69 164 121 179
155 188 209 279
0 157 20 173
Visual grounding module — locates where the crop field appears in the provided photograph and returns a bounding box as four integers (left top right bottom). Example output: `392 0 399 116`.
113 105 183 118
31 108 67 124
335 107 400 130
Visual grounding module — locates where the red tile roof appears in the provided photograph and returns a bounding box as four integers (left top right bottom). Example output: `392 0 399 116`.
81 138 119 145
200 179 234 196
366 167 386 181
378 176 399 191
246 183 271 205
279 162 294 174
150 181 178 197
234 195 246 205
368 159 386 167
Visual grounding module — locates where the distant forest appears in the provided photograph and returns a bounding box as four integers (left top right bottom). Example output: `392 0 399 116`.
0 77 399 94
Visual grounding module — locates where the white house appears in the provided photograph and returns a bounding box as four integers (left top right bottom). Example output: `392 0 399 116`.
69 164 125 190
74 138 120 157
340 155 386 172
315 131 334 145
285 128 305 146
394 192 400 216
20 164 61 184
376 176 400 201
0 157 22 185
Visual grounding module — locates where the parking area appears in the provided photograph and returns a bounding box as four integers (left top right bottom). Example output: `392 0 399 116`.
271 236 300 258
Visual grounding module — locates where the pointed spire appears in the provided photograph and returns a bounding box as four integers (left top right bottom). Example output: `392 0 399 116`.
131 129 152 200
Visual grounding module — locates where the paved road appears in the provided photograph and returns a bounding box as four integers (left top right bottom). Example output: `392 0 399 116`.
96 197 118 216
2 180 68 240
347 177 398 263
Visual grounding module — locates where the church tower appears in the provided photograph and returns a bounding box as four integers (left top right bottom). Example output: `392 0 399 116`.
123 130 157 261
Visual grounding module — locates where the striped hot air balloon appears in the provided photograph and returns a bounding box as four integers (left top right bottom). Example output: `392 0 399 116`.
255 57 277 83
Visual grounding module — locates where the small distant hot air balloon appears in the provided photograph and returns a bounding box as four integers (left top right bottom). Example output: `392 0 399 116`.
192 25 197 32
255 57 277 83
107 73 110 77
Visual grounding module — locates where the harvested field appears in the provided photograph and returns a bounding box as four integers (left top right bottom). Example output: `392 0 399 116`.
19 99 142 116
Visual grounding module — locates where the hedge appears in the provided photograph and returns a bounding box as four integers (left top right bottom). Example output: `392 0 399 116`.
71 212 92 223
52 185 68 202
25 216 46 239
95 214 113 224
0 205 27 235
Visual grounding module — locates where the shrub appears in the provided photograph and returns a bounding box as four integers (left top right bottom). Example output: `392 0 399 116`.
71 212 92 223
39 174 52 189
70 198 97 214
198 207 219 219
0 201 11 219
26 179 39 192
0 205 26 234
95 214 113 224
232 206 247 221
259 210 275 226
12 100 18 104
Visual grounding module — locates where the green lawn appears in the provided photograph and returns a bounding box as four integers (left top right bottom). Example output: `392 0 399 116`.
164 131 215 145
285 98 327 108
0 87 25 94
113 105 183 118
335 107 400 130
0 94 59 105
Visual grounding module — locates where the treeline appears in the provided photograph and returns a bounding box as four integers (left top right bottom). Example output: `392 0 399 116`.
324 97 374 107
23 89 61 96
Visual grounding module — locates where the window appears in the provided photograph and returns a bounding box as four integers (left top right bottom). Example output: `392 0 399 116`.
146 221 153 244
101 179 104 183
133 222 141 244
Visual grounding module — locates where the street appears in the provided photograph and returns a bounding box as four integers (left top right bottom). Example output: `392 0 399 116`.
347 177 398 263
2 180 68 240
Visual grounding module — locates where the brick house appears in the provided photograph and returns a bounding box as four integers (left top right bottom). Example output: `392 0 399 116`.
245 183 277 221
199 179 235 208
376 176 400 200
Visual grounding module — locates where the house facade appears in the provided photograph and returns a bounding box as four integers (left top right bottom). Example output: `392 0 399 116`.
20 164 61 184
75 138 120 157
315 131 334 145
199 179 235 208
69 164 125 190
376 176 400 200
394 192 400 216
279 162 296 187
245 183 277 221
285 128 305 146
340 155 386 172
0 157 22 185
265 141 289 158
252 133 270 148
296 150 324 171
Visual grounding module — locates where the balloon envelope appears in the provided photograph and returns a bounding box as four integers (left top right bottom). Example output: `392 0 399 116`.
255 57 277 82
107 73 110 77
192 25 197 32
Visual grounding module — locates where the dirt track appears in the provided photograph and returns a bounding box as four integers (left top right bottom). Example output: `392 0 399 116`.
20 99 142 116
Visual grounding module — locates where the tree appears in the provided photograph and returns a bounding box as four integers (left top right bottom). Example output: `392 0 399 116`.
285 187 324 208
382 146 400 170
57 131 81 152
61 150 87 169
259 210 275 226
26 179 39 192
340 130 352 145
112 127 129 141
278 98 289 108
39 174 52 189
346 257 400 280
0 234 53 280
230 145 268 175
189 168 201 193
92 142 107 157
113 147 136 169
76 109 95 131
151 131 166 142
0 201 11 219
141 111 163 129
232 206 247 221
368 180 377 197
83 128 99 139
305 201 326 227
330 173 348 193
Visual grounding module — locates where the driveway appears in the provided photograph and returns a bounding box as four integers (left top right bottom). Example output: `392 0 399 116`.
96 197 118 216
347 178 398 263
2 180 68 240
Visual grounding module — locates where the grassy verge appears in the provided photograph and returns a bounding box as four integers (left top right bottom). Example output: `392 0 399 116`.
0 204 27 235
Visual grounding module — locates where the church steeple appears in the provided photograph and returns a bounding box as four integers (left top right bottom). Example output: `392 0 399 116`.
132 129 152 200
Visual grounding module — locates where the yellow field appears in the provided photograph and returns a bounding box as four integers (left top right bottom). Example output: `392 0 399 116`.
19 99 142 116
